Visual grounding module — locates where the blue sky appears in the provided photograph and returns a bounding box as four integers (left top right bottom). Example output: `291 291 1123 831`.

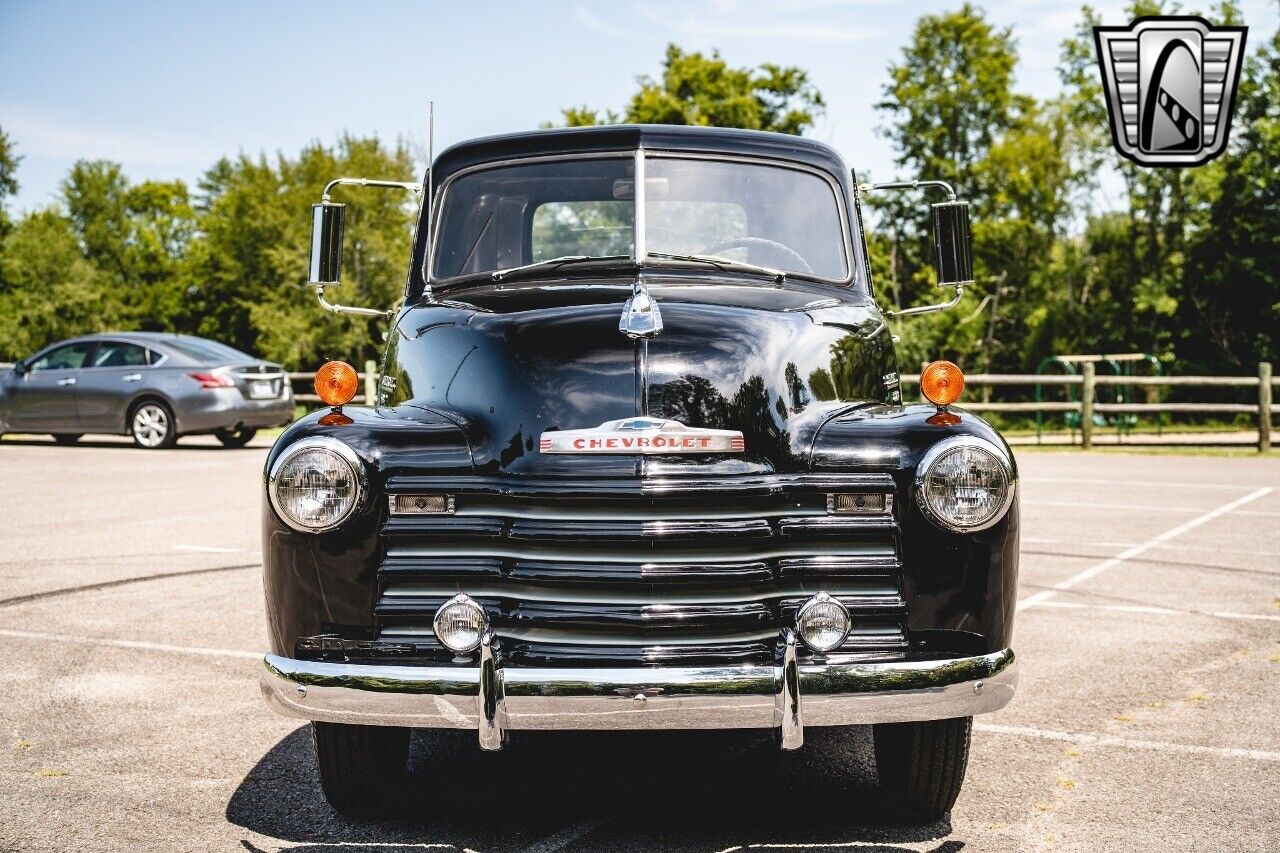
2 0 1275 214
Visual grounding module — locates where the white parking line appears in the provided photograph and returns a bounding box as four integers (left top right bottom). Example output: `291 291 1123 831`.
519 816 613 853
1017 487 1273 611
1024 476 1264 491
1023 536 1280 559
1032 600 1280 622
1026 499 1280 517
0 627 260 659
976 722 1280 762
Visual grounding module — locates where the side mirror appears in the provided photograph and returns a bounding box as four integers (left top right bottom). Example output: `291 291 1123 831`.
931 201 974 287
309 201 345 285
11 360 26 376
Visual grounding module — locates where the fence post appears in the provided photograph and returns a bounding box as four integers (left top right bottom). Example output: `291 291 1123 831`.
1080 363 1095 450
364 359 377 406
1260 362 1273 453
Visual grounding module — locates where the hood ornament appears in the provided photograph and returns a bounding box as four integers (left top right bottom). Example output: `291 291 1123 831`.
619 281 662 339
540 417 744 455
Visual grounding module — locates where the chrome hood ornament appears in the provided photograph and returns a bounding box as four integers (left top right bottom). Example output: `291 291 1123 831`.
540 417 744 455
619 281 662 338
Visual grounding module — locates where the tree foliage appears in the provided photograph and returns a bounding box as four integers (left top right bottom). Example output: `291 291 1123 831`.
0 132 413 367
557 44 825 134
872 1 1276 376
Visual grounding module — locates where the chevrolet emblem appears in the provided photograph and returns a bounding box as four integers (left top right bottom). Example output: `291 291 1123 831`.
539 417 745 455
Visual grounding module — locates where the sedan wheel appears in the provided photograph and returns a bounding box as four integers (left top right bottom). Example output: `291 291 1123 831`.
130 402 177 449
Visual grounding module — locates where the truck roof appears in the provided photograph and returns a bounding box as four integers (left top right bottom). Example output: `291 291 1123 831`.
431 124 852 186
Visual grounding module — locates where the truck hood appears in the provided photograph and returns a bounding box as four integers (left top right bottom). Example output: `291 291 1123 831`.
384 277 897 477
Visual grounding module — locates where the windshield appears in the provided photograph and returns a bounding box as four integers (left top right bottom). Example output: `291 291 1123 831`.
431 154 849 281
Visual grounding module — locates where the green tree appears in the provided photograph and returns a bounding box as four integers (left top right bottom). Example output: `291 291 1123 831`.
0 125 20 240
1179 23 1280 369
190 135 415 368
0 210 119 360
60 161 196 329
555 44 825 135
871 3 1054 373
877 4 1030 190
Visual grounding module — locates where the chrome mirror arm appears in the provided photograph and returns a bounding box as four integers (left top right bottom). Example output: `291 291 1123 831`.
313 283 394 319
858 179 957 202
321 177 422 202
885 285 965 319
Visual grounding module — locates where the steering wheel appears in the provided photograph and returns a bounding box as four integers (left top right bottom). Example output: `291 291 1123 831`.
700 237 812 274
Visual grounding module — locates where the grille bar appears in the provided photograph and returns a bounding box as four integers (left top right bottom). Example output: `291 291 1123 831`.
364 484 907 667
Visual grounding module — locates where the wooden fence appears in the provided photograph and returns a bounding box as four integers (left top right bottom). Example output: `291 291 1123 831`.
897 361 1275 451
286 360 1275 452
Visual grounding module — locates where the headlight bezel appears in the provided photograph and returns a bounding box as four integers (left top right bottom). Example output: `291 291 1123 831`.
914 435 1015 533
267 436 367 534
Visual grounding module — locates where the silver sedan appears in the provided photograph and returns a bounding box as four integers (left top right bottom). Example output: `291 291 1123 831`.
0 332 295 448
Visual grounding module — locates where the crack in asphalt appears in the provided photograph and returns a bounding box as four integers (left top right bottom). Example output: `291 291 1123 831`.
0 562 261 608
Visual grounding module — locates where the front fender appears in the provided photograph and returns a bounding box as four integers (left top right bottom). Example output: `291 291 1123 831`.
261 406 474 656
811 404 1020 654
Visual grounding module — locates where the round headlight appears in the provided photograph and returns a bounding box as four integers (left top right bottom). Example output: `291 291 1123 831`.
433 594 489 654
796 592 851 652
916 436 1014 532
268 437 365 533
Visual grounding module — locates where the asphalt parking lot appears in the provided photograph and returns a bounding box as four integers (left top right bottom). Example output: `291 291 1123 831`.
2 434 1278 852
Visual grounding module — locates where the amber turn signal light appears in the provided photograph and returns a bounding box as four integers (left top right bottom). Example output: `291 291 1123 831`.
920 360 964 408
315 361 359 408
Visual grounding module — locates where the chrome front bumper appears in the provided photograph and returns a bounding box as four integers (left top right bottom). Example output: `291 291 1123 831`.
261 633 1016 751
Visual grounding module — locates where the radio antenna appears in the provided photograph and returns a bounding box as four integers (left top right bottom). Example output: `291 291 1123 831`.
423 100 435 296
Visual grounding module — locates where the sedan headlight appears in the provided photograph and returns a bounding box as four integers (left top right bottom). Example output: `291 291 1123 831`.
915 436 1014 532
268 437 365 533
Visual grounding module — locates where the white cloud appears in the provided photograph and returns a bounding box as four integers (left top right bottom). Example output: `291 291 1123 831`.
574 4 629 37
1 105 218 167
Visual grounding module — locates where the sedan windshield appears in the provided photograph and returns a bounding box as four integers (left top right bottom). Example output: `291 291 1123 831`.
431 155 849 281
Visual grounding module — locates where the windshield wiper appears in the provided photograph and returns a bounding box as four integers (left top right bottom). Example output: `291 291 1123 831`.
644 251 787 283
491 254 634 282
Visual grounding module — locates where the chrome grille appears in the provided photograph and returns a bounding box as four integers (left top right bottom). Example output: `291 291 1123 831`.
364 477 907 667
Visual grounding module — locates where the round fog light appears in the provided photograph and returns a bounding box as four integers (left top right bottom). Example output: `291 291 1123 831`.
796 592 851 652
433 594 489 653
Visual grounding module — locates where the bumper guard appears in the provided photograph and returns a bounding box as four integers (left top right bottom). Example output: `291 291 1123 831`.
261 631 1016 751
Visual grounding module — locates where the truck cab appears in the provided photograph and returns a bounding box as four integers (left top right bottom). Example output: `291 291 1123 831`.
259 125 1019 820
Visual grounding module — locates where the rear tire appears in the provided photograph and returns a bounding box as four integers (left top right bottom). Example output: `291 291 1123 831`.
128 400 177 449
52 434 83 445
873 716 972 821
215 427 257 448
311 721 411 816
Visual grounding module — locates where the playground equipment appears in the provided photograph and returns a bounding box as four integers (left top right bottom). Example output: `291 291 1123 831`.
1035 353 1163 443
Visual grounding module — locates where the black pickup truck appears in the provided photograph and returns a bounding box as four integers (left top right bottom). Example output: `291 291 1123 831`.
258 125 1019 820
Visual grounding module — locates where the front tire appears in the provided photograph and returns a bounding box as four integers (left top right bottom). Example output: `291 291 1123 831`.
311 721 410 816
873 716 972 821
52 433 83 445
215 427 257 448
129 400 177 449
